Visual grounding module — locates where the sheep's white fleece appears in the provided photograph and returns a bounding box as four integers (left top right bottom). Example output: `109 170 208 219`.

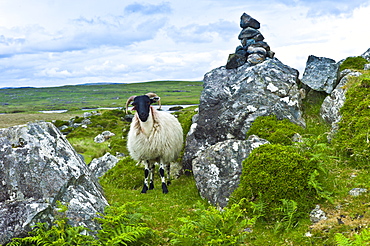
127 107 183 163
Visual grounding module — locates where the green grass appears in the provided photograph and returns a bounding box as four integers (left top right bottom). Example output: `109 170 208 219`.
0 81 203 114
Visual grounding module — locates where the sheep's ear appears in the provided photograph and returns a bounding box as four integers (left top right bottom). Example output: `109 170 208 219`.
150 97 160 104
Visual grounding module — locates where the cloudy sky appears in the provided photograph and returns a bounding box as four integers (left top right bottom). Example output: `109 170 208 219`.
0 0 369 88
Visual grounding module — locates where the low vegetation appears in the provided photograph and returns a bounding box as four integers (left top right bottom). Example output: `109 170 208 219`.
339 56 369 72
4 57 370 245
0 81 203 114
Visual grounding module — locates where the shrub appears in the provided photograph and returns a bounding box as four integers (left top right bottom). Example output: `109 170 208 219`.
246 115 304 145
335 228 370 246
230 144 323 222
53 119 69 128
332 77 370 167
97 202 155 246
339 56 369 71
168 201 254 245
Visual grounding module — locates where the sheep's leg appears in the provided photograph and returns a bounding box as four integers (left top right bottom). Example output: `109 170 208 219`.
141 160 150 193
149 162 155 190
166 163 171 186
159 163 169 194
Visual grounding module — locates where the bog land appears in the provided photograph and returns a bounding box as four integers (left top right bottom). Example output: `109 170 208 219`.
0 81 203 127
0 81 203 113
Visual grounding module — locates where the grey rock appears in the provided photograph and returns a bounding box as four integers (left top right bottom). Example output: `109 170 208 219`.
247 53 265 64
247 45 267 56
240 13 260 29
267 50 275 59
292 133 303 143
89 152 119 178
193 136 269 207
124 114 134 122
252 41 270 51
362 47 370 61
364 64 370 70
84 112 93 118
301 55 340 94
235 46 247 57
238 27 261 40
252 33 264 42
241 38 255 47
94 130 115 143
349 188 367 196
0 122 108 245
310 205 327 223
81 118 92 126
115 152 126 158
226 53 247 69
183 58 305 171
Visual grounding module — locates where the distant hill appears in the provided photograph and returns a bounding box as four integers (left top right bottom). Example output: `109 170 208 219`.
0 81 203 113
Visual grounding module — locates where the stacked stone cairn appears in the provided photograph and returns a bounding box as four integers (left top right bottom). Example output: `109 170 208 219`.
226 13 275 69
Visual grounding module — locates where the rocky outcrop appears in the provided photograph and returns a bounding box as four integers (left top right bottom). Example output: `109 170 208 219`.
362 47 370 61
0 122 108 245
320 69 362 141
301 55 340 94
183 57 305 172
193 136 269 207
226 13 274 69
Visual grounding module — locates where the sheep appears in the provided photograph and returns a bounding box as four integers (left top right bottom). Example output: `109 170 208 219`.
125 93 183 194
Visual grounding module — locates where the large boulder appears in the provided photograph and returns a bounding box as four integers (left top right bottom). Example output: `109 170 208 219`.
301 55 340 94
183 57 305 171
0 122 108 245
193 135 269 207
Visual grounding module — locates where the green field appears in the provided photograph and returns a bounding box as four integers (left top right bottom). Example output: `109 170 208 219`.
0 81 203 114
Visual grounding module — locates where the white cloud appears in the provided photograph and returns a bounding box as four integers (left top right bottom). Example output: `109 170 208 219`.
0 0 369 88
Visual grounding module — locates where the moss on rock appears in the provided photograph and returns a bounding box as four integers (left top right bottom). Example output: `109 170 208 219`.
332 77 370 167
246 115 304 145
339 56 369 71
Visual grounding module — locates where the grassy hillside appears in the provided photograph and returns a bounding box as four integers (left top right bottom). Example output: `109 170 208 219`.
5 63 370 245
0 81 203 114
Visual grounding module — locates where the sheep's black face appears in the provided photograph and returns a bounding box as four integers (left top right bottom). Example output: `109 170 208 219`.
132 95 151 122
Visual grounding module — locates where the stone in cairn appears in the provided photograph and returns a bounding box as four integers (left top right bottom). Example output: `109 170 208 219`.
226 13 275 69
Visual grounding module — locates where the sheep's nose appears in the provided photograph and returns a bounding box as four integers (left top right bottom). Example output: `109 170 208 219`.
139 112 149 122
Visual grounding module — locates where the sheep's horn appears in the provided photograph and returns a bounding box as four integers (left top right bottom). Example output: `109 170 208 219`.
146 93 161 110
125 95 136 114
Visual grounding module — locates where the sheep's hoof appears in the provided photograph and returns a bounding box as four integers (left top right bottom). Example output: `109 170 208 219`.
141 185 148 193
149 182 154 190
162 182 168 194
